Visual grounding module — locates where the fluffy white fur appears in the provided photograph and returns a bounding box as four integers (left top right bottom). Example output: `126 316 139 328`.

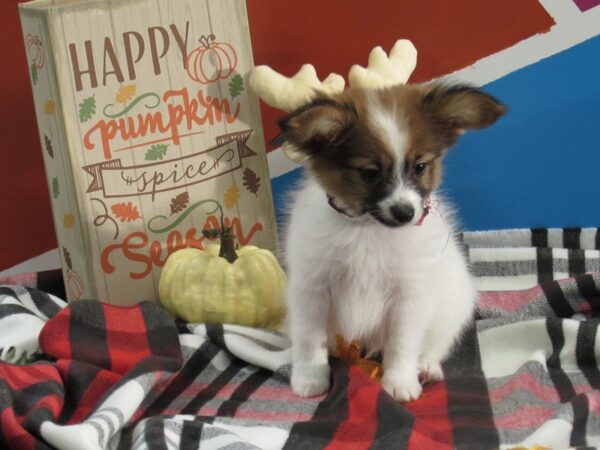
285 178 477 402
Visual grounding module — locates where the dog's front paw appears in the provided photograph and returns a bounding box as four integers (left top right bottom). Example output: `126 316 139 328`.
418 359 444 384
291 363 331 397
382 370 422 402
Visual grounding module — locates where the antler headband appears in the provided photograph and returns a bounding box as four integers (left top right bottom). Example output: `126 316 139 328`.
249 39 418 160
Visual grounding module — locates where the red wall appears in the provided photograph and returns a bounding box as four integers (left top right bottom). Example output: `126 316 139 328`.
0 0 552 270
1 0 56 270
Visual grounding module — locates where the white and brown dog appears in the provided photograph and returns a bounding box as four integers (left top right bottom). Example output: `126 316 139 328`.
279 82 505 402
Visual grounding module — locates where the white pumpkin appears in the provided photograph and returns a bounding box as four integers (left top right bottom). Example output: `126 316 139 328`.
159 239 286 329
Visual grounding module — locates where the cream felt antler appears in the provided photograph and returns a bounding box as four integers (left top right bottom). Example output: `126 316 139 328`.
249 64 345 112
348 39 417 89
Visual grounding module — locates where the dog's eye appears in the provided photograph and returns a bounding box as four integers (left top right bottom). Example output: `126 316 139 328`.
414 162 427 177
358 168 380 182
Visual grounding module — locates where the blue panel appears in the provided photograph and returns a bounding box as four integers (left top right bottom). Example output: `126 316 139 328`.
270 167 304 231
444 35 600 230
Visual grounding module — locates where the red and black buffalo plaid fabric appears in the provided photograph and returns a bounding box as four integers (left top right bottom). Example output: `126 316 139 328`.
0 296 182 449
0 227 599 449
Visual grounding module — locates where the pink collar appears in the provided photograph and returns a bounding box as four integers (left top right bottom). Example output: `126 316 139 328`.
327 195 431 226
327 195 357 218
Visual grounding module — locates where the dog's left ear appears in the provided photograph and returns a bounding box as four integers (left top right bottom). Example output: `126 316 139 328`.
421 84 506 137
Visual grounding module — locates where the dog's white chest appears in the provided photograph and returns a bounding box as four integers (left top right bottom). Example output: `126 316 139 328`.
322 231 401 353
327 268 391 353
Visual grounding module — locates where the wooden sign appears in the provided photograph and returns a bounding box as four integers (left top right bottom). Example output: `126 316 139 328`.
19 0 278 305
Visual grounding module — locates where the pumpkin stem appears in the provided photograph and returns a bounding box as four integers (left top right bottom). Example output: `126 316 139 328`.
218 227 238 263
199 200 238 262
198 34 216 49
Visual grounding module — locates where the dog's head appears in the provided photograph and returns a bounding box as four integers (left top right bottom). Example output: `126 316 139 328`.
278 83 506 227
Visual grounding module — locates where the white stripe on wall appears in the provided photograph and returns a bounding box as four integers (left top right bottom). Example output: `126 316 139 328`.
0 248 60 277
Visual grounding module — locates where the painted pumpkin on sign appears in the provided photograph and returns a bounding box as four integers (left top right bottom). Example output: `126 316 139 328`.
159 227 286 329
26 34 45 69
186 34 238 84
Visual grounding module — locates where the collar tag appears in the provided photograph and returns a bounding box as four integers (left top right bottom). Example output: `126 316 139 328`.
415 198 431 226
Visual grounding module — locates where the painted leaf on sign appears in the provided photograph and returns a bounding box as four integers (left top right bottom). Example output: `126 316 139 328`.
229 73 244 99
111 202 142 222
51 177 59 199
44 135 53 158
45 100 56 115
78 95 96 122
116 84 136 104
242 168 261 196
62 246 72 270
31 64 38 85
170 192 190 215
224 184 241 208
145 144 169 161
63 213 75 229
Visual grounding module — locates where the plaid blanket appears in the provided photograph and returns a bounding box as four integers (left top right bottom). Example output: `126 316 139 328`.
0 227 599 449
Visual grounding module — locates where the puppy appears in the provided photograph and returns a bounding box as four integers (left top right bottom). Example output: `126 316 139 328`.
279 83 505 402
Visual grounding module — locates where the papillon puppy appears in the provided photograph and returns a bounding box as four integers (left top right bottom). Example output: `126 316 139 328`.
279 83 505 401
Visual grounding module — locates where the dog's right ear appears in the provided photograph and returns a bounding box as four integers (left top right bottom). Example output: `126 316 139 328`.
277 99 355 156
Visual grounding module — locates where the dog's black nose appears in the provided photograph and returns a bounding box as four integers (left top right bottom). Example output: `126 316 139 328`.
390 203 415 224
